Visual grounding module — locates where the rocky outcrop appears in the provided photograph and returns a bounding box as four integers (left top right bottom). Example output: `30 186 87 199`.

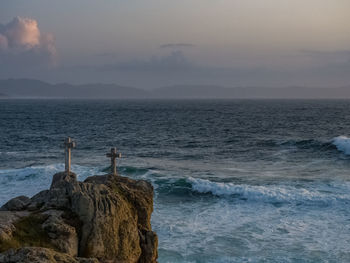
0 172 158 263
0 247 99 263
1 196 31 211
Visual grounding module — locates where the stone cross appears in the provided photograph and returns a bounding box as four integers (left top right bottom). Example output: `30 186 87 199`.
106 147 122 176
64 137 76 174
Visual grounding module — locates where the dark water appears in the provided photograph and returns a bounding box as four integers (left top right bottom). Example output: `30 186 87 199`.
1 99 350 262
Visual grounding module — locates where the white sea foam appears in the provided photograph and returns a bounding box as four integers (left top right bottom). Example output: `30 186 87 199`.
153 187 350 263
332 136 350 155
187 177 349 204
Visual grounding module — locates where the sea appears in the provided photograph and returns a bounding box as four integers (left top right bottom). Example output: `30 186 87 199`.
1 99 350 263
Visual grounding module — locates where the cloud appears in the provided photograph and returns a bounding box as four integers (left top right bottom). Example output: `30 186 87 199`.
100 50 194 72
160 43 196 49
4 17 40 48
299 49 350 64
48 48 350 89
300 49 350 57
0 34 8 49
96 52 118 58
0 17 57 67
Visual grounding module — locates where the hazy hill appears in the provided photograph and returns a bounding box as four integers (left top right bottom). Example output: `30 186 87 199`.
1 79 350 99
151 85 230 98
0 79 149 99
153 85 350 99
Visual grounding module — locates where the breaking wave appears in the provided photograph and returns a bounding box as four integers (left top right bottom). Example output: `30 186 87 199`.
0 164 103 182
332 136 350 155
0 164 105 205
2 163 350 208
187 177 350 205
259 136 350 156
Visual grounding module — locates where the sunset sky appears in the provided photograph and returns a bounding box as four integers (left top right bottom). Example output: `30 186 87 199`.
1 0 349 89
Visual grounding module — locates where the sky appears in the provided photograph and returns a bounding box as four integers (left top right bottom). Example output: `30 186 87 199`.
0 0 349 89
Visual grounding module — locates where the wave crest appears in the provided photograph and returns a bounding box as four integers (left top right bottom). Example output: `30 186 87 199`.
187 177 349 204
332 136 350 155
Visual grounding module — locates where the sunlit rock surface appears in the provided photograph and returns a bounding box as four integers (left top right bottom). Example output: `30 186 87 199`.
0 172 158 263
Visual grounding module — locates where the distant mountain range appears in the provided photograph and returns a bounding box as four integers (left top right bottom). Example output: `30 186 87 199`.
1 79 350 99
0 79 148 99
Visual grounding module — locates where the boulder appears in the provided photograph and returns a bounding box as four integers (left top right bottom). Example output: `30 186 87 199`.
41 210 79 257
0 211 29 245
0 196 30 211
0 172 158 263
0 247 99 263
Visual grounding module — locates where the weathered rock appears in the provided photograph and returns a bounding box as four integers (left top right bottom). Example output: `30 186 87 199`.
0 196 31 211
28 190 50 211
0 172 158 263
0 247 99 263
0 212 61 253
0 211 29 245
139 229 158 263
41 210 79 257
80 174 157 261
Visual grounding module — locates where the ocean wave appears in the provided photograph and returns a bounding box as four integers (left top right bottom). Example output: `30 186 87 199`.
0 163 155 187
254 138 338 155
0 164 103 182
0 164 105 205
277 135 350 156
257 136 350 156
278 138 336 151
280 139 320 147
0 151 21 156
187 177 350 205
119 166 151 176
332 136 350 155
2 163 350 207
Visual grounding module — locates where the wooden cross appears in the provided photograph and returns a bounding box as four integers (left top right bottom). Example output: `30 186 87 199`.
64 137 76 174
106 147 121 176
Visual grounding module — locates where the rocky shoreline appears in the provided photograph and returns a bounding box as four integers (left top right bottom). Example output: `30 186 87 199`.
0 172 158 263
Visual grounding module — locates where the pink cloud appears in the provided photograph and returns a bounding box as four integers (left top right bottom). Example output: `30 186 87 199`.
0 16 57 65
5 17 40 49
0 34 8 50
